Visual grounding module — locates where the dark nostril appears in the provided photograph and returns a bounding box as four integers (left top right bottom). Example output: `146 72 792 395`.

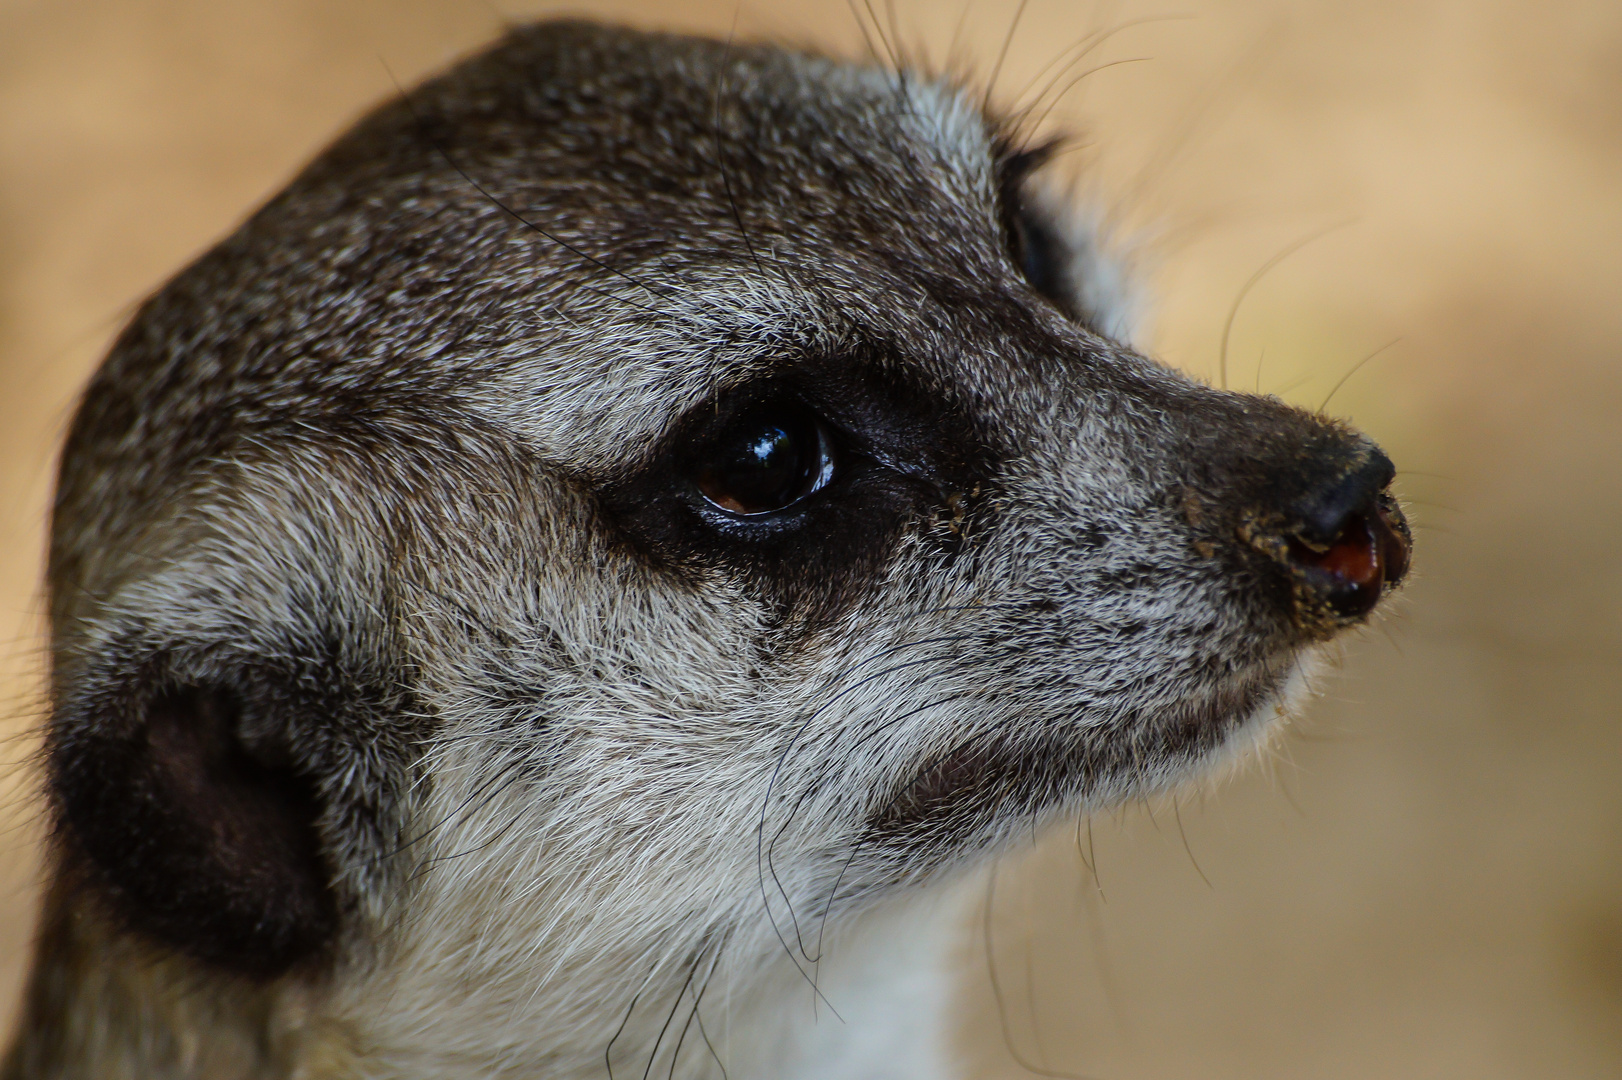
1288 513 1382 618
1283 451 1410 620
1290 452 1396 548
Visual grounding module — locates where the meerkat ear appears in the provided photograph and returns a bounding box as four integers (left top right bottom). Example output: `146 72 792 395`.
48 644 343 977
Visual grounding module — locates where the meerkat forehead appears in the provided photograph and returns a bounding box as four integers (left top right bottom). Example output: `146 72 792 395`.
322 23 1064 477
87 22 1082 479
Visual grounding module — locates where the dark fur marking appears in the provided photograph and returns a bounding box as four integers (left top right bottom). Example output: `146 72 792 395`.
864 671 1280 853
598 347 1001 631
50 675 336 977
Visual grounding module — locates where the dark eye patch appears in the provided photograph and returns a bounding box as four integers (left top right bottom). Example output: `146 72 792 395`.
595 350 998 631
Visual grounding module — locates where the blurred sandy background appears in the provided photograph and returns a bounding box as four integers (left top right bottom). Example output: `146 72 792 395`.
1 0 1619 1076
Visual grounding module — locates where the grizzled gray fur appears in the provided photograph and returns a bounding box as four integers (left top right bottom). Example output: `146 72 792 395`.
5 19 1408 1080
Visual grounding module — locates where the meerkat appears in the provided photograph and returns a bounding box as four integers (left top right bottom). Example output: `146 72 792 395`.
4 18 1410 1080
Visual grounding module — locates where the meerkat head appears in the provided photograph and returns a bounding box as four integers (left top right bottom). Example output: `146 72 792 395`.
30 17 1408 1074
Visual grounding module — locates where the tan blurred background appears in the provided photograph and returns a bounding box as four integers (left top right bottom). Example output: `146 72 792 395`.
2 0 1619 1076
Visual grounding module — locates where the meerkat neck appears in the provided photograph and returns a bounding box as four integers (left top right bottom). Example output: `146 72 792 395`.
2 878 318 1080
5 873 973 1080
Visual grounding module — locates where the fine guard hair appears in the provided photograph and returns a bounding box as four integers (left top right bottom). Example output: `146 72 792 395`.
5 18 1411 1080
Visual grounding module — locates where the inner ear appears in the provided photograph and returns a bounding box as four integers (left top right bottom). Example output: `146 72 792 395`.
50 675 337 977
994 139 1098 324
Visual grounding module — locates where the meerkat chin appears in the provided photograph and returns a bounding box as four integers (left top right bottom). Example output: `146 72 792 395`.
5 19 1410 1080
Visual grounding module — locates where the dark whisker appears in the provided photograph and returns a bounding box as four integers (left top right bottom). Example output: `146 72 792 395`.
1007 22 1117 111
606 960 658 1080
1020 57 1150 137
409 581 518 648
1013 14 1189 119
1318 337 1401 414
1117 24 1286 211
1220 220 1354 390
714 22 770 285
712 29 824 319
845 0 889 68
982 868 1101 1080
694 1003 730 1080
641 957 701 1080
1172 799 1213 890
365 756 517 868
813 840 868 978
982 0 1033 114
861 0 903 73
758 640 981 959
773 694 975 964
666 941 728 1080
404 771 537 882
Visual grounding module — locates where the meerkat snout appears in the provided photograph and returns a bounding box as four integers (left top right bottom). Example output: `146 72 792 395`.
6 19 1410 1080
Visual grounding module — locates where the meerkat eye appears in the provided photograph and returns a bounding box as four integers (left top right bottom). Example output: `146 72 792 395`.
693 406 837 516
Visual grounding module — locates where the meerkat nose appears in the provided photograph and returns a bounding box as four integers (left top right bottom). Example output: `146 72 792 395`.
1284 450 1411 619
